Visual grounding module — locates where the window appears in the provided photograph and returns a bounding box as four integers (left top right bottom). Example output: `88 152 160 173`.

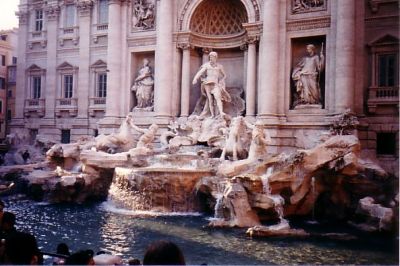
65 5 76 27
0 100 2 113
64 75 73 98
7 67 16 83
33 76 41 99
7 89 12 98
35 10 43 31
378 54 398 87
7 110 11 121
377 133 396 155
12 57 17 65
99 0 109 24
1 55 5 66
61 129 71 144
0 78 5 89
0 35 6 41
97 73 107 97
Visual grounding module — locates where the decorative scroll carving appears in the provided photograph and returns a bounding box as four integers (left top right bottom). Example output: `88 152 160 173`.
132 0 155 31
77 0 94 16
292 0 326 14
287 17 330 31
44 5 61 20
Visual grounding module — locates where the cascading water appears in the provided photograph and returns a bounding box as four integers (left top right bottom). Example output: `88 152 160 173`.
213 182 226 219
261 167 289 230
307 176 319 224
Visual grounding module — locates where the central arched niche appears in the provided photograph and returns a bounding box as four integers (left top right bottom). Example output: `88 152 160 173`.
189 0 248 36
187 0 248 113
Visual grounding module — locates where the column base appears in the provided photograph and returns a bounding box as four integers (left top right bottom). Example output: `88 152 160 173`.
256 114 281 125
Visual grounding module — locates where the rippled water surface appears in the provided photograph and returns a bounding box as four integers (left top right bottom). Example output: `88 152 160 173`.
4 197 399 265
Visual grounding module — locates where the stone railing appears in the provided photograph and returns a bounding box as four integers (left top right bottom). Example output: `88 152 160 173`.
367 86 399 113
24 98 45 117
55 98 78 117
96 24 108 31
88 97 106 117
59 26 79 46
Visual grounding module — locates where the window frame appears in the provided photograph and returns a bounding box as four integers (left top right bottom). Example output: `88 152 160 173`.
32 76 42 99
65 4 76 28
35 9 44 32
98 0 109 24
63 74 74 98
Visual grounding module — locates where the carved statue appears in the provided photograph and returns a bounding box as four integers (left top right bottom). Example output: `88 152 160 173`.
220 116 252 161
95 113 137 153
132 0 155 30
247 125 271 161
192 51 231 118
293 0 325 13
131 58 154 110
130 123 158 149
292 44 324 106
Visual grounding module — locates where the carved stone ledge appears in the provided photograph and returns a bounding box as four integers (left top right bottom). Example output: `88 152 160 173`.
44 5 60 20
77 0 94 16
16 11 29 25
287 16 331 31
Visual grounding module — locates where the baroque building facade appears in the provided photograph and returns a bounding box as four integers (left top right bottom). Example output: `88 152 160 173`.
0 29 18 141
12 0 399 173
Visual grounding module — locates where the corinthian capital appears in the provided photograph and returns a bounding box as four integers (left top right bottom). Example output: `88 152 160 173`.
77 0 94 16
16 11 29 25
44 5 61 21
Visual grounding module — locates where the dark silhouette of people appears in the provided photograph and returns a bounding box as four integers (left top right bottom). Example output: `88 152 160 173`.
0 212 16 238
53 242 70 265
22 150 30 163
65 249 94 265
4 231 41 265
143 240 185 265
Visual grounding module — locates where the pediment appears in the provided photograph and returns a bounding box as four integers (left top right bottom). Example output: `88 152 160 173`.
369 34 399 46
57 61 75 70
90 59 107 68
26 64 43 71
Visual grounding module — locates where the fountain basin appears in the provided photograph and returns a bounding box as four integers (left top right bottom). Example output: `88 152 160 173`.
109 167 214 212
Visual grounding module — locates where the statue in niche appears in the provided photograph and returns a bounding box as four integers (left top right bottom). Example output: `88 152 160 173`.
292 0 325 13
292 43 324 107
131 58 154 111
132 0 155 30
192 51 231 118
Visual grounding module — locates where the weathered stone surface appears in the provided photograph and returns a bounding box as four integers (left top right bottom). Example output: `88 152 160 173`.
246 225 309 238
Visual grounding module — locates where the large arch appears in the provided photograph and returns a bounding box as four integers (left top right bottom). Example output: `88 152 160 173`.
178 0 261 32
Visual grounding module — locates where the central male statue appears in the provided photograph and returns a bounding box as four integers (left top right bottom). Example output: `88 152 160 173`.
192 51 231 118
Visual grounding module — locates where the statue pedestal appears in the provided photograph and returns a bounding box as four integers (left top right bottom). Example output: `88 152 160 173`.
130 110 156 125
293 104 322 112
287 104 327 123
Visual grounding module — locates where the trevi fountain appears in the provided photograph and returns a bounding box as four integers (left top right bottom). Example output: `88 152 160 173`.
0 65 398 263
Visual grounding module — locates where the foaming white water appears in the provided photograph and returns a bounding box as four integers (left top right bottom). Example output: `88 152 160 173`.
261 166 274 194
100 201 202 217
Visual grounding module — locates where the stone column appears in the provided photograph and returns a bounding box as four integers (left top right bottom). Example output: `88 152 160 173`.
14 8 29 121
77 1 92 118
154 0 173 118
44 4 60 119
245 39 257 117
104 0 122 119
258 0 280 122
179 44 191 117
335 0 355 112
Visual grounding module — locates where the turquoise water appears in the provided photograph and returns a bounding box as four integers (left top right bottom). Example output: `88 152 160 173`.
4 196 399 265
